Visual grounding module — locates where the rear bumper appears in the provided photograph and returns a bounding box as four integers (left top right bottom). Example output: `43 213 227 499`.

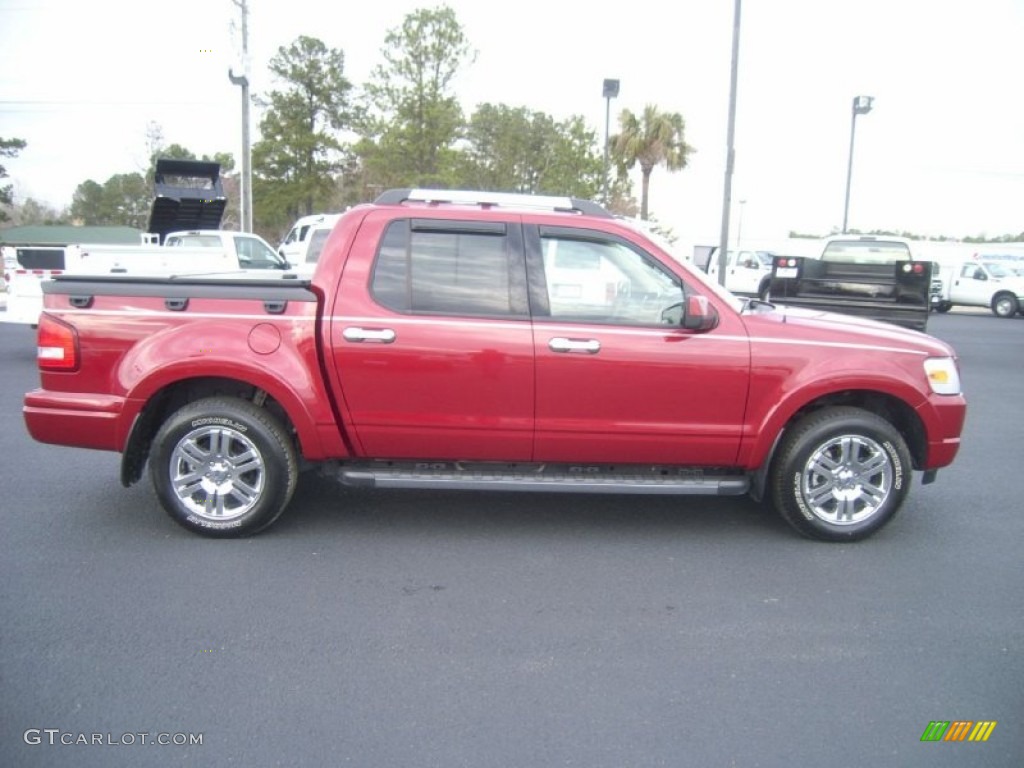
23 389 128 452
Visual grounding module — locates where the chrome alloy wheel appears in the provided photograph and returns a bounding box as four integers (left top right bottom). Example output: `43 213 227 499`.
800 434 894 526
169 425 265 522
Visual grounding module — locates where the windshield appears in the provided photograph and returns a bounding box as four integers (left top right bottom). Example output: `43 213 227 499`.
983 262 1010 278
821 240 912 264
306 229 332 263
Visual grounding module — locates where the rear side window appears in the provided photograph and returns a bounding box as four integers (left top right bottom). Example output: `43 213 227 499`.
16 247 65 270
371 219 526 317
167 235 222 247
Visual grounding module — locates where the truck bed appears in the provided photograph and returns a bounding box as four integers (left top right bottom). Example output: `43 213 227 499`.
768 257 932 331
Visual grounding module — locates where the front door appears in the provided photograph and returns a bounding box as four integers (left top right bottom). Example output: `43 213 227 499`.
527 225 750 466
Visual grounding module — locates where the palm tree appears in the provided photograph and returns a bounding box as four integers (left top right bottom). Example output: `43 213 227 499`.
610 105 694 220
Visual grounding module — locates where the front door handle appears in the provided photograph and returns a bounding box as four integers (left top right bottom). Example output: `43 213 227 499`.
343 327 397 343
549 337 601 354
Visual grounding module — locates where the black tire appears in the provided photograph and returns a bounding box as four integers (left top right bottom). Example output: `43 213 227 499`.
757 278 771 302
934 301 953 313
149 397 298 537
992 293 1019 318
769 406 912 542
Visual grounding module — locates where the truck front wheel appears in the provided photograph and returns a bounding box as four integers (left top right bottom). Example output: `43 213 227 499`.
149 397 298 537
992 293 1019 318
770 407 911 542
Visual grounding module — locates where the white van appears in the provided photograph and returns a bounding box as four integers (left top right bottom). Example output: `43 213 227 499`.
278 214 336 268
705 248 776 298
293 215 342 274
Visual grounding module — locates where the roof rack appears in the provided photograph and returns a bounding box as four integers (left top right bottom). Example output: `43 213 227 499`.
373 188 612 218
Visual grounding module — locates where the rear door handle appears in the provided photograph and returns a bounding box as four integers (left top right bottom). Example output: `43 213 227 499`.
343 327 397 343
548 337 601 354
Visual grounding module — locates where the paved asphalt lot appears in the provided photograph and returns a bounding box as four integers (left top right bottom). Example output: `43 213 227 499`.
1 313 1021 767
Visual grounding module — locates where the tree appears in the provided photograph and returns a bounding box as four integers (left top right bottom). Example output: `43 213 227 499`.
252 35 353 229
359 6 474 190
6 197 69 226
1 137 28 223
458 105 607 198
611 105 694 220
69 173 149 228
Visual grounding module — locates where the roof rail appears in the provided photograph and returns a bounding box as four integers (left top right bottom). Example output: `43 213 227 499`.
374 188 612 218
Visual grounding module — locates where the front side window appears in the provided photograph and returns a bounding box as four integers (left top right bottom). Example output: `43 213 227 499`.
371 219 523 317
235 236 286 269
540 232 683 326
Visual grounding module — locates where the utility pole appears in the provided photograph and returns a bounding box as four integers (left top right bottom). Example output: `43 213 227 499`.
228 0 253 233
716 0 742 286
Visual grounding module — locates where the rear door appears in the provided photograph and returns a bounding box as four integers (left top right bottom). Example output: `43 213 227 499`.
527 224 750 465
327 211 535 460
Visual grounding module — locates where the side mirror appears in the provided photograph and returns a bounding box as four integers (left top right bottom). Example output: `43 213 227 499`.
682 295 719 332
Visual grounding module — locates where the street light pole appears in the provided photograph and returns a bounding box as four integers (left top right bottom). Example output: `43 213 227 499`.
229 0 253 233
602 78 620 205
842 95 874 234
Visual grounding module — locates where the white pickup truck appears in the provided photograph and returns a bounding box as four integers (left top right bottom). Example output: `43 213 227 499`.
703 248 775 299
932 260 1024 317
2 230 286 327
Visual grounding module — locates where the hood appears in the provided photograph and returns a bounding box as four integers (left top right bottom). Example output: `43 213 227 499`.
743 303 956 357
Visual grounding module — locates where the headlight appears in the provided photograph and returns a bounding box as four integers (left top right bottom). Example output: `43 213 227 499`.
924 357 961 395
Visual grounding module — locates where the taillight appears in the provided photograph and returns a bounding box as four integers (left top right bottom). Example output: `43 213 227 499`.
37 314 79 371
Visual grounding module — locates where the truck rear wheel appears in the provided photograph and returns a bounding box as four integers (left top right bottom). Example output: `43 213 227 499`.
149 397 298 537
992 293 1019 318
770 407 911 542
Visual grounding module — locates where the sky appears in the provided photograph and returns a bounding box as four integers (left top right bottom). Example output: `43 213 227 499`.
1 0 1022 246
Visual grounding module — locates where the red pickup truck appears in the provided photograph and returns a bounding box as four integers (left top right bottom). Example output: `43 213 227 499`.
23 190 966 541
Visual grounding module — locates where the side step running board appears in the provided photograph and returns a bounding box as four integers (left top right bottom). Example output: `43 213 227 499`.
334 462 750 496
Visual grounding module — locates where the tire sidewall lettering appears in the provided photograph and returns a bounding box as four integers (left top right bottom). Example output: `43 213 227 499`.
190 416 248 433
881 439 903 491
186 515 244 530
792 471 814 520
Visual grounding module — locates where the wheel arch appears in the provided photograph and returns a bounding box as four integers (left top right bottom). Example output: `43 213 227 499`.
120 375 310 487
747 389 927 501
